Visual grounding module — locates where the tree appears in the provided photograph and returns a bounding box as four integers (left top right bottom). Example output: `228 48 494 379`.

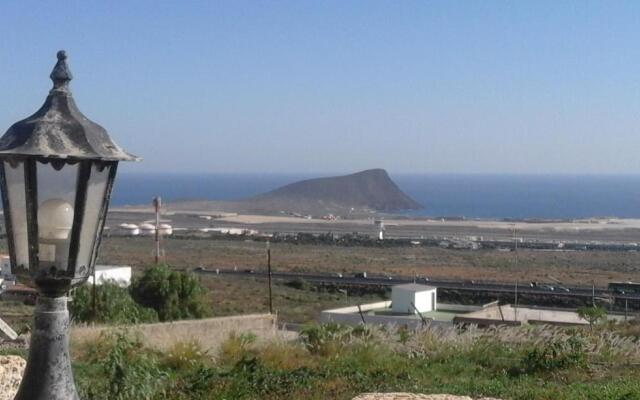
577 305 607 332
130 264 210 321
70 282 158 324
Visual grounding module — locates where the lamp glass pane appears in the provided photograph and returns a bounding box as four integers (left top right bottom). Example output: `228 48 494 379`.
4 161 28 270
36 161 78 274
74 163 111 276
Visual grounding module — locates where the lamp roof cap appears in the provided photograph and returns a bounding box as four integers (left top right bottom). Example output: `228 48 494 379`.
0 50 139 162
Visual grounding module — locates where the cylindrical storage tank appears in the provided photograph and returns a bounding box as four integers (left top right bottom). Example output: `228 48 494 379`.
126 224 140 236
119 223 140 236
158 223 173 236
139 223 156 236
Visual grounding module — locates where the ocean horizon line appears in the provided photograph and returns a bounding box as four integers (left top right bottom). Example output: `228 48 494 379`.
118 171 640 177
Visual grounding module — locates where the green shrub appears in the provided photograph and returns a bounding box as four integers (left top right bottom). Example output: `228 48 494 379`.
130 264 210 321
522 336 587 373
70 282 158 324
577 305 607 332
285 278 312 291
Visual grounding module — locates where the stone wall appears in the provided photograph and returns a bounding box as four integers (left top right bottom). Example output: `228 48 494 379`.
0 356 26 400
71 313 278 352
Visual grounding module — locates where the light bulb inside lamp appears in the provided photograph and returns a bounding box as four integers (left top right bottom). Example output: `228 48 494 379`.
38 198 74 266
38 199 74 240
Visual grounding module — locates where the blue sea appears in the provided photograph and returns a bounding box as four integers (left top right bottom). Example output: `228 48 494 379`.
110 173 640 220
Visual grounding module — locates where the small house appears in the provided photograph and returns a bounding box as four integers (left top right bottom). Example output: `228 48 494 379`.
391 283 437 314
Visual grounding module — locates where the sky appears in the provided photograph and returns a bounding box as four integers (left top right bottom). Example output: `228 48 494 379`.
1 1 640 175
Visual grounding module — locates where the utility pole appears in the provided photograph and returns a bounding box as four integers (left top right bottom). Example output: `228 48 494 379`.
267 241 273 314
513 225 518 267
153 196 162 265
514 280 518 322
513 226 518 322
592 283 596 307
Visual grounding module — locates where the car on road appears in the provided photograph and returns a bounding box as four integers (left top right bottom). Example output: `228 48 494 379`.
244 269 255 274
543 285 555 291
194 266 206 272
354 272 367 279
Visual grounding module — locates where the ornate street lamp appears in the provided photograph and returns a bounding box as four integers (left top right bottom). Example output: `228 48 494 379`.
0 51 138 399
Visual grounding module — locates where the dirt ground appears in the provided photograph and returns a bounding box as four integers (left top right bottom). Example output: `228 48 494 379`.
198 275 386 324
96 236 640 286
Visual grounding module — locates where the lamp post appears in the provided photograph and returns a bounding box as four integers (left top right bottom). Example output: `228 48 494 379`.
0 51 138 400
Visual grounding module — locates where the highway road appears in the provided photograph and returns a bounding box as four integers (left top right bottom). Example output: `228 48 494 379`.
194 268 640 301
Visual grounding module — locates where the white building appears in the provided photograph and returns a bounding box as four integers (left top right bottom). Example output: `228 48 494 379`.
1 255 11 279
86 265 132 287
391 283 437 314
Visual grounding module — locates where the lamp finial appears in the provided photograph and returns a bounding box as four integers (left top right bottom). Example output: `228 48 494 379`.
50 50 73 91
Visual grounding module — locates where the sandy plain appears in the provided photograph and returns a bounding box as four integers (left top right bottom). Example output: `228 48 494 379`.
109 207 640 244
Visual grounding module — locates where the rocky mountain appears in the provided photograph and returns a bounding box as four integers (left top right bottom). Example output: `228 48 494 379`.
241 169 422 215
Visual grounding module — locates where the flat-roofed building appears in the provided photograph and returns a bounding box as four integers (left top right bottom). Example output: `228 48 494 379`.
391 283 437 314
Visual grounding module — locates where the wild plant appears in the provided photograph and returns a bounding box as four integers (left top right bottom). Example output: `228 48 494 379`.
164 339 210 370
78 330 167 400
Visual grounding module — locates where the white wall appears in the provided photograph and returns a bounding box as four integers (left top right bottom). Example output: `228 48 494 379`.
320 311 451 329
323 301 392 315
414 290 436 313
320 301 470 329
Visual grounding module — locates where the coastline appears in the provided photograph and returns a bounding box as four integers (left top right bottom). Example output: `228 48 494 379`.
108 205 640 239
